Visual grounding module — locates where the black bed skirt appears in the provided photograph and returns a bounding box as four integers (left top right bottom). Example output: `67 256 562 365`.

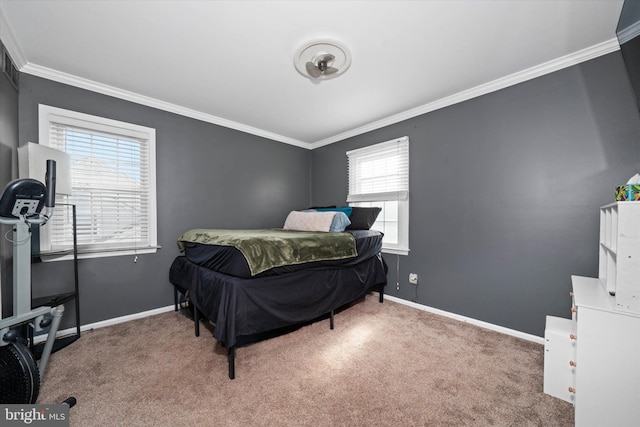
169 254 387 349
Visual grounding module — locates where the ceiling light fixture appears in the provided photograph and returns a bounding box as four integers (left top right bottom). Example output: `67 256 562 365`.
294 39 352 81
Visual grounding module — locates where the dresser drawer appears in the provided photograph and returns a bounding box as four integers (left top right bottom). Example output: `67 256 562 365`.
543 315 576 403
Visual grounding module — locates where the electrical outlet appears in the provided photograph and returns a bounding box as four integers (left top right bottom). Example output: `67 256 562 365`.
409 273 418 285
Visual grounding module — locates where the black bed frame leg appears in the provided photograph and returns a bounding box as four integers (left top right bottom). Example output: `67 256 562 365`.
330 310 334 330
379 283 384 303
174 287 179 311
194 307 200 337
228 347 235 380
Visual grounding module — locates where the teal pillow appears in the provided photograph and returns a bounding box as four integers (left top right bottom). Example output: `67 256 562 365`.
314 206 353 217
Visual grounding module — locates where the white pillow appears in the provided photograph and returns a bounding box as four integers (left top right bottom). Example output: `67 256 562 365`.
283 210 336 232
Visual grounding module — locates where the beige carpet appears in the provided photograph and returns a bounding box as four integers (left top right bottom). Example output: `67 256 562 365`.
37 294 573 426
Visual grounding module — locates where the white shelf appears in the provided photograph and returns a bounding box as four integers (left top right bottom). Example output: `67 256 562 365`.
598 202 640 314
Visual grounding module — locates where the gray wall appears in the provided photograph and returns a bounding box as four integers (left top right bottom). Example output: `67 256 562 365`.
18 74 311 327
0 42 19 316
311 51 640 337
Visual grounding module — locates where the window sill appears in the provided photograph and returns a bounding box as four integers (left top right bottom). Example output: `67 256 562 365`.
382 247 409 256
39 246 160 262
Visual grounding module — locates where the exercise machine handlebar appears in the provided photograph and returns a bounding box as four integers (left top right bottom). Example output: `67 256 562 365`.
44 159 56 209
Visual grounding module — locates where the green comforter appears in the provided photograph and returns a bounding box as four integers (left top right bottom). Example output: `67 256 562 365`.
177 228 357 276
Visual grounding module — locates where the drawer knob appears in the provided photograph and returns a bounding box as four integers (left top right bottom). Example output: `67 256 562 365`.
569 291 574 297
569 360 577 367
571 307 577 313
569 334 578 340
568 387 576 394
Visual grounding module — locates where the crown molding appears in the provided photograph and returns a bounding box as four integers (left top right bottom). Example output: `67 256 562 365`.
0 3 26 68
617 19 640 45
308 37 621 149
20 62 313 149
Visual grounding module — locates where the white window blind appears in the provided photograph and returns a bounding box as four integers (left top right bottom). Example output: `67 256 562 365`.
39 105 157 256
347 137 409 254
347 137 409 203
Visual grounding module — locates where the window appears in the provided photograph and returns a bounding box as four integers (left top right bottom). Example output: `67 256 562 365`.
38 105 157 258
347 136 409 255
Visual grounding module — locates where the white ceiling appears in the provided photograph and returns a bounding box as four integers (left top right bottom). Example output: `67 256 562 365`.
0 1 625 149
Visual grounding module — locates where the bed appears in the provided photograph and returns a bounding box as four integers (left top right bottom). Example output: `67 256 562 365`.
168 208 388 379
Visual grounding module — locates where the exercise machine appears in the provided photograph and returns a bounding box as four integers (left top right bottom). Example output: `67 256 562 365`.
0 160 73 404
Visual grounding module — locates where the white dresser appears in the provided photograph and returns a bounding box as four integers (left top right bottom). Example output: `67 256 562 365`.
544 276 640 426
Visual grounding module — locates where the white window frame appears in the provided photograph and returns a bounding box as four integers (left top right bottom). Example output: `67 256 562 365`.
38 104 158 260
347 136 409 255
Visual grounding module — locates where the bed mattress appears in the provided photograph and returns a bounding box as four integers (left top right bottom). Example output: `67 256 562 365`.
181 229 383 278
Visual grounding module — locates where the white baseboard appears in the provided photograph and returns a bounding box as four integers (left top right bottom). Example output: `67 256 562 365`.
34 304 176 344
38 296 544 346
381 294 545 345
